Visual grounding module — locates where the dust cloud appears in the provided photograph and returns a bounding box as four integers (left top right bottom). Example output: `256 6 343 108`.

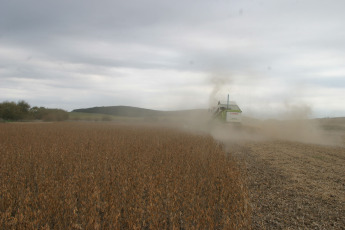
173 75 344 147
215 118 341 146
208 75 230 108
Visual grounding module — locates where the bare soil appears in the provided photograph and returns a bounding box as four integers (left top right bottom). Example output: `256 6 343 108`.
226 139 345 229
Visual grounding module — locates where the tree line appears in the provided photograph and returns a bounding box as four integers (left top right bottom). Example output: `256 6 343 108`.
0 100 69 121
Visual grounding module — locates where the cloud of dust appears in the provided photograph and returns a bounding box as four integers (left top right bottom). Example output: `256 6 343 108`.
197 75 343 146
258 103 343 145
208 74 231 107
208 102 342 146
158 73 343 146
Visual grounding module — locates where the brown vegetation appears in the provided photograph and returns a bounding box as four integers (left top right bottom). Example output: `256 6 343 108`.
0 122 250 229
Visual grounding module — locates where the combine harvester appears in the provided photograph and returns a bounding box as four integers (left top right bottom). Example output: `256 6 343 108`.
210 95 261 140
211 94 242 125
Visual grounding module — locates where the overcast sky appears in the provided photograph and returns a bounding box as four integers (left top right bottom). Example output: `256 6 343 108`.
1 0 344 118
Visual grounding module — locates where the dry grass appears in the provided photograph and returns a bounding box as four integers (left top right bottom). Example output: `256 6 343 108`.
0 122 250 229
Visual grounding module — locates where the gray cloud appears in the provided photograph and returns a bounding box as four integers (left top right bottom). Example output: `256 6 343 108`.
1 0 344 117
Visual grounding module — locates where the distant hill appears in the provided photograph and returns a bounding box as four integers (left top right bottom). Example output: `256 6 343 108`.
72 106 165 117
72 106 209 117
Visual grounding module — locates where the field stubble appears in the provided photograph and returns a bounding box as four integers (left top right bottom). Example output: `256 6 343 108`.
212 118 345 229
0 122 250 229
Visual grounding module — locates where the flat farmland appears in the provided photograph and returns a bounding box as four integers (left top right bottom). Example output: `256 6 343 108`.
1 119 344 229
0 122 249 229
217 119 345 229
227 141 345 229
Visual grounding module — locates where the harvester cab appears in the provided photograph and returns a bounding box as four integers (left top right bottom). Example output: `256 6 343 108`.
211 95 242 123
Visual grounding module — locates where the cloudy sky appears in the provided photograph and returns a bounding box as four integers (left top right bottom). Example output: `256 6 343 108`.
1 0 344 118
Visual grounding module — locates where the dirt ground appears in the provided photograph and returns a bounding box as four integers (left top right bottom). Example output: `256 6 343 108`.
216 120 345 229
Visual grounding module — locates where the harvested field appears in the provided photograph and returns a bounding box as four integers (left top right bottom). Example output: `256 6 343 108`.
0 122 249 229
227 141 345 229
218 120 345 229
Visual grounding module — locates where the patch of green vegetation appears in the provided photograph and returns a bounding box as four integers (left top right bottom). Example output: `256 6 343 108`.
0 100 68 122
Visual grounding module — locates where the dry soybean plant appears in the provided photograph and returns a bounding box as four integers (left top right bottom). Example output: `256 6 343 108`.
0 122 250 229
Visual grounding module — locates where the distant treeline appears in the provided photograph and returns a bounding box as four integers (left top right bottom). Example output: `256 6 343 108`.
0 100 68 121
